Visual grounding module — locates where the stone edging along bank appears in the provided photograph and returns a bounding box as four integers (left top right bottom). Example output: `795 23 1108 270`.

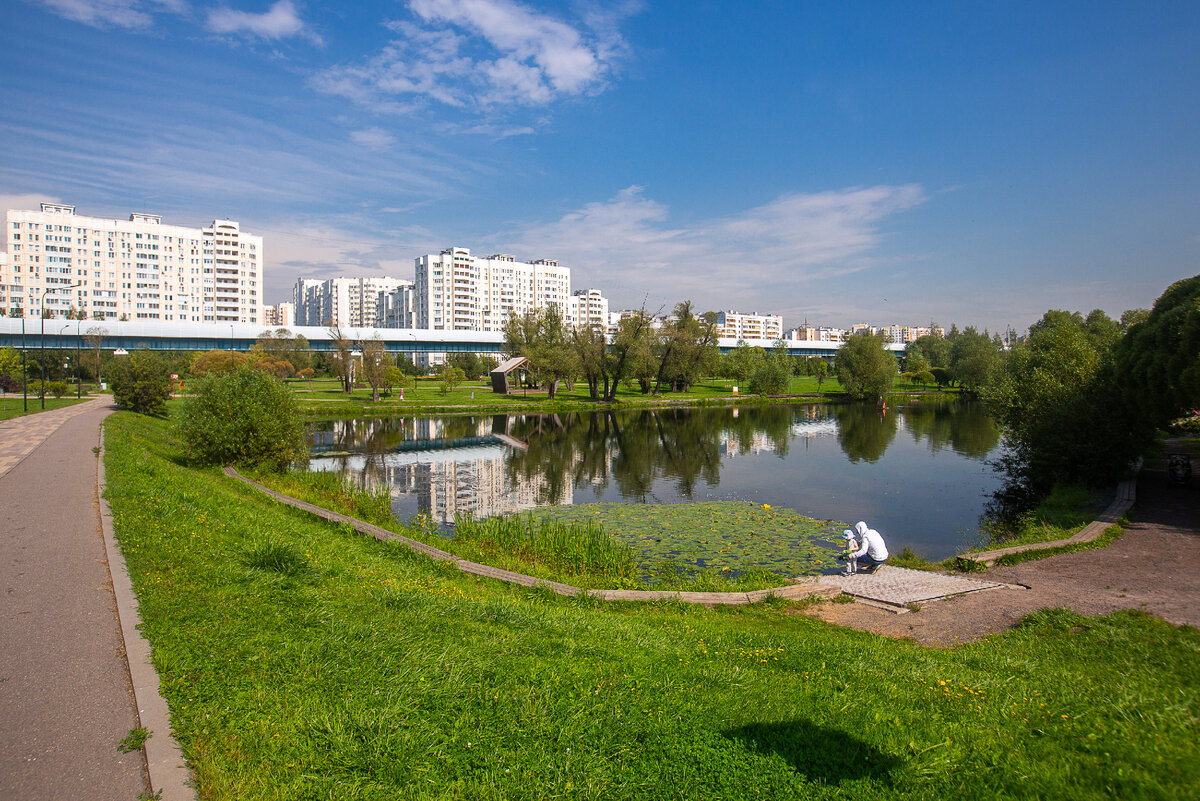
224 467 838 607
961 462 1140 568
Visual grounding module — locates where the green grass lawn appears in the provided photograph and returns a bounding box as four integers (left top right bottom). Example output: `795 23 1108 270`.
103 412 1199 799
0 394 93 420
284 375 852 417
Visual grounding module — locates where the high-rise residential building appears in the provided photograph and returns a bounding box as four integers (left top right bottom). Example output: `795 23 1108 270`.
413 247 572 331
1 203 263 323
788 325 845 342
567 288 609 331
264 301 295 327
293 276 412 328
715 311 784 341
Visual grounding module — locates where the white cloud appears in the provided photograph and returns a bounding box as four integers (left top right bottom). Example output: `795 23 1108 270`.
35 0 157 28
492 185 927 315
207 0 318 43
349 126 396 150
312 0 633 114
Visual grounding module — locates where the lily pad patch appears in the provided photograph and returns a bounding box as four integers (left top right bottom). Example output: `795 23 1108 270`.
528 501 844 579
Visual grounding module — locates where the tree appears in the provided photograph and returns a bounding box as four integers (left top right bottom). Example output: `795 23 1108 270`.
1116 276 1200 430
191 349 248 377
834 333 896 400
748 340 791 395
572 324 610 400
0 346 25 393
504 305 578 399
359 336 390 402
985 308 1139 504
326 324 355 393
812 358 830 392
908 329 950 369
438 365 466 396
948 327 1002 393
653 302 719 394
84 326 107 384
253 328 311 375
722 340 764 387
604 311 658 401
109 351 172 416
903 350 931 377
177 366 306 469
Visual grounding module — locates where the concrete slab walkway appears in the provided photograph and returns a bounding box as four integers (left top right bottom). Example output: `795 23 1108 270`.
0 399 191 800
814 565 1019 610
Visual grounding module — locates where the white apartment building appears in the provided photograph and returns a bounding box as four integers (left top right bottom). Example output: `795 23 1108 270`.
567 288 609 331
293 276 413 328
715 311 784 341
880 324 945 344
413 247 572 331
789 325 846 342
2 203 263 323
380 284 415 329
264 301 296 327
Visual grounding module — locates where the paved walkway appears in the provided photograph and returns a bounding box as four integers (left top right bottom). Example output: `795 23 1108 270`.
814 565 1018 610
0 399 190 800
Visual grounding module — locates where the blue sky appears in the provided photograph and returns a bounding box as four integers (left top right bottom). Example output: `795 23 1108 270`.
2 0 1198 334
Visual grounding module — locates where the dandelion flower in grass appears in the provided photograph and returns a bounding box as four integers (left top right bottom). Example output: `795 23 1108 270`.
762 504 771 510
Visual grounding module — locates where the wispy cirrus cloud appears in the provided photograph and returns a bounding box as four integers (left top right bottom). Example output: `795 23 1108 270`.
312 0 636 114
206 0 319 43
349 126 396 150
493 184 927 316
34 0 164 29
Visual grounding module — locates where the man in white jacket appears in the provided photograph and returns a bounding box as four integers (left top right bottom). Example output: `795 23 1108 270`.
851 521 889 573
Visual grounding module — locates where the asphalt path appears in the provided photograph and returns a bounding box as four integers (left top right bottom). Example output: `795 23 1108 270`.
0 399 150 799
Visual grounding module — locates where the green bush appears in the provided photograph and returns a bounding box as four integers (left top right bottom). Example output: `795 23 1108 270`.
748 359 790 395
177 366 306 469
109 351 172 416
47 380 69 398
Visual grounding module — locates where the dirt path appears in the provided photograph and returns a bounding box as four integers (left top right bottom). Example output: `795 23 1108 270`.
799 449 1200 646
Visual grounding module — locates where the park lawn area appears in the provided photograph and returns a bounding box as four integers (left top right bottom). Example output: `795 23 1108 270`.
104 411 1199 800
284 374 858 417
0 394 92 421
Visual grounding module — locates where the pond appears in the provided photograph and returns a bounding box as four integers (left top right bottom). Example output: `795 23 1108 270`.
306 399 1006 562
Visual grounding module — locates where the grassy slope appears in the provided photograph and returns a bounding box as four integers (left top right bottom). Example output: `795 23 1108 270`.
105 412 1198 800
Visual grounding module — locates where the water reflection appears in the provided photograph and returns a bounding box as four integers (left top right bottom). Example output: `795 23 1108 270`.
306 400 1004 560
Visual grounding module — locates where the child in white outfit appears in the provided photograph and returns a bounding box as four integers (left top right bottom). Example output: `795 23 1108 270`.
839 529 859 576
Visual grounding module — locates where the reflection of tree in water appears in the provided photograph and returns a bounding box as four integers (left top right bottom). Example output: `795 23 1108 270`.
503 412 589 506
900 400 1000 459
833 403 899 463
504 409 726 503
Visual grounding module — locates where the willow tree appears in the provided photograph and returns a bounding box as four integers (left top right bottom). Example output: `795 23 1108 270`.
834 332 896 400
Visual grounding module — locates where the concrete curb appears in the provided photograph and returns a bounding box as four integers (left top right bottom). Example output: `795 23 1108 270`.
225 467 838 607
964 462 1141 567
99 425 196 800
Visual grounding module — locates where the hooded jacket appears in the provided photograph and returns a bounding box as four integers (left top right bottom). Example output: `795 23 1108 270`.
851 521 889 561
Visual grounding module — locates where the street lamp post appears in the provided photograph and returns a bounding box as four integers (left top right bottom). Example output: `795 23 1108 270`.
39 283 83 409
76 316 82 399
20 311 27 413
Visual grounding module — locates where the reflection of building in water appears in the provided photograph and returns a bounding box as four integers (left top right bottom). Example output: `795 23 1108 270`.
310 439 573 525
719 432 779 457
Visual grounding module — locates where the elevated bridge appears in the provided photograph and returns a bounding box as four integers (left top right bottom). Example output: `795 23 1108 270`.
0 319 905 358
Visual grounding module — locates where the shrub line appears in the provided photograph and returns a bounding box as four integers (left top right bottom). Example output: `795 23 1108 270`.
962 460 1140 568
225 467 835 607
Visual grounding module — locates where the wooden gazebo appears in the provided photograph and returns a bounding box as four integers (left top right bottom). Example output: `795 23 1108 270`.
490 357 530 394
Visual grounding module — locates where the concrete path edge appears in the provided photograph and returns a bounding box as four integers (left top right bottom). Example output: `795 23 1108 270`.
965 460 1141 567
98 424 196 800
225 467 840 607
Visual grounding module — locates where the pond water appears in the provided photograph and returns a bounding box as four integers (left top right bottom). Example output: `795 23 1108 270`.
306 400 1006 562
